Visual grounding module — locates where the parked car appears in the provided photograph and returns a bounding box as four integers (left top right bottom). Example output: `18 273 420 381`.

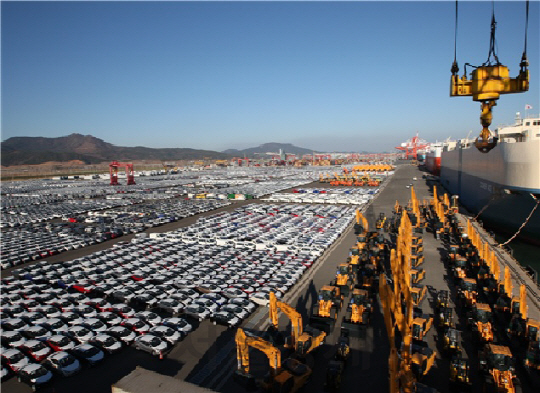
16 363 53 391
63 325 95 344
134 311 162 327
120 318 150 335
161 317 193 335
183 303 212 322
1 348 30 373
1 330 27 349
88 334 122 355
44 351 81 377
133 334 168 357
69 344 104 366
20 339 53 362
148 325 182 345
228 297 257 313
105 326 136 345
209 311 241 327
45 335 77 352
97 311 122 327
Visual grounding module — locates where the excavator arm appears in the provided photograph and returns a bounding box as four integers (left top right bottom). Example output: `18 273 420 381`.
236 328 281 376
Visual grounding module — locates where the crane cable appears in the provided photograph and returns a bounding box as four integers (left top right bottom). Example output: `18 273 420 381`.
451 0 459 75
521 0 529 66
498 194 539 247
483 1 500 66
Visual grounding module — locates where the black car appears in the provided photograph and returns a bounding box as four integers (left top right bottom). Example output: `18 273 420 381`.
16 363 53 391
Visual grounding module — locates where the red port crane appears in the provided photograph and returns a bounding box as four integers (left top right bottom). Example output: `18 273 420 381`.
395 133 429 160
109 161 135 185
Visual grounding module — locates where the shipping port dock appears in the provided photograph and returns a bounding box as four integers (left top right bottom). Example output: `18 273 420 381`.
2 162 540 393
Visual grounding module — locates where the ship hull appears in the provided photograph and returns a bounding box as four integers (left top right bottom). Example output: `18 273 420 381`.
425 150 441 176
440 140 540 245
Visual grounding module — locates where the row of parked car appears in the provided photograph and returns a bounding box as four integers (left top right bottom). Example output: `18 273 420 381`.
151 203 355 254
1 199 231 270
2 201 355 390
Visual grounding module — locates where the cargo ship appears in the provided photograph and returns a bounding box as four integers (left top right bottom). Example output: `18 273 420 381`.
438 113 540 245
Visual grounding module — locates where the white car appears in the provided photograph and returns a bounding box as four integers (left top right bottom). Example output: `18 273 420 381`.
105 326 136 345
149 326 182 345
228 298 257 313
135 311 162 327
219 304 250 319
210 311 240 327
249 292 277 307
161 317 193 335
183 303 212 321
133 334 168 356
221 287 248 299
201 293 227 306
192 298 219 313
89 334 122 354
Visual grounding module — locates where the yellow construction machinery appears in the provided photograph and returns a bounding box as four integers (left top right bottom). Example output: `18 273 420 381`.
410 285 427 306
436 307 453 330
412 314 433 342
268 292 326 358
310 285 343 333
458 278 478 309
469 303 494 344
410 267 425 285
354 210 369 236
479 344 520 393
324 332 351 393
341 288 373 337
441 327 462 356
449 355 471 390
234 328 312 392
435 290 450 310
334 263 354 296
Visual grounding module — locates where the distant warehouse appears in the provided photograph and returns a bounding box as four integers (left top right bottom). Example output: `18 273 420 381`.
112 367 216 393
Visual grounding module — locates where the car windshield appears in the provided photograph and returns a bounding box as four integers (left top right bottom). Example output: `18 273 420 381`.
26 367 48 378
9 351 25 362
29 341 46 350
77 327 91 335
149 337 161 346
84 346 99 356
103 337 115 345
55 336 70 346
58 356 73 367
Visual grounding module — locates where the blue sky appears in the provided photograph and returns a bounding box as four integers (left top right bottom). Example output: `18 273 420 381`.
2 1 539 153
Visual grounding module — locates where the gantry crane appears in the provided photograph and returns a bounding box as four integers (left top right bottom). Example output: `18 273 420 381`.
109 160 135 185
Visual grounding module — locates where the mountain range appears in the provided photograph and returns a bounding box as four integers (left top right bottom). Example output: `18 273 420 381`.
223 142 318 158
1 134 316 166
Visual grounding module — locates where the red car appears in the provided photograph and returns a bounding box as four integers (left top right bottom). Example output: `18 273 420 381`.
20 340 52 362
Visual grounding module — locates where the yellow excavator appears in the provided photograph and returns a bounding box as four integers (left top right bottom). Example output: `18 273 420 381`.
234 328 312 392
268 292 326 358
